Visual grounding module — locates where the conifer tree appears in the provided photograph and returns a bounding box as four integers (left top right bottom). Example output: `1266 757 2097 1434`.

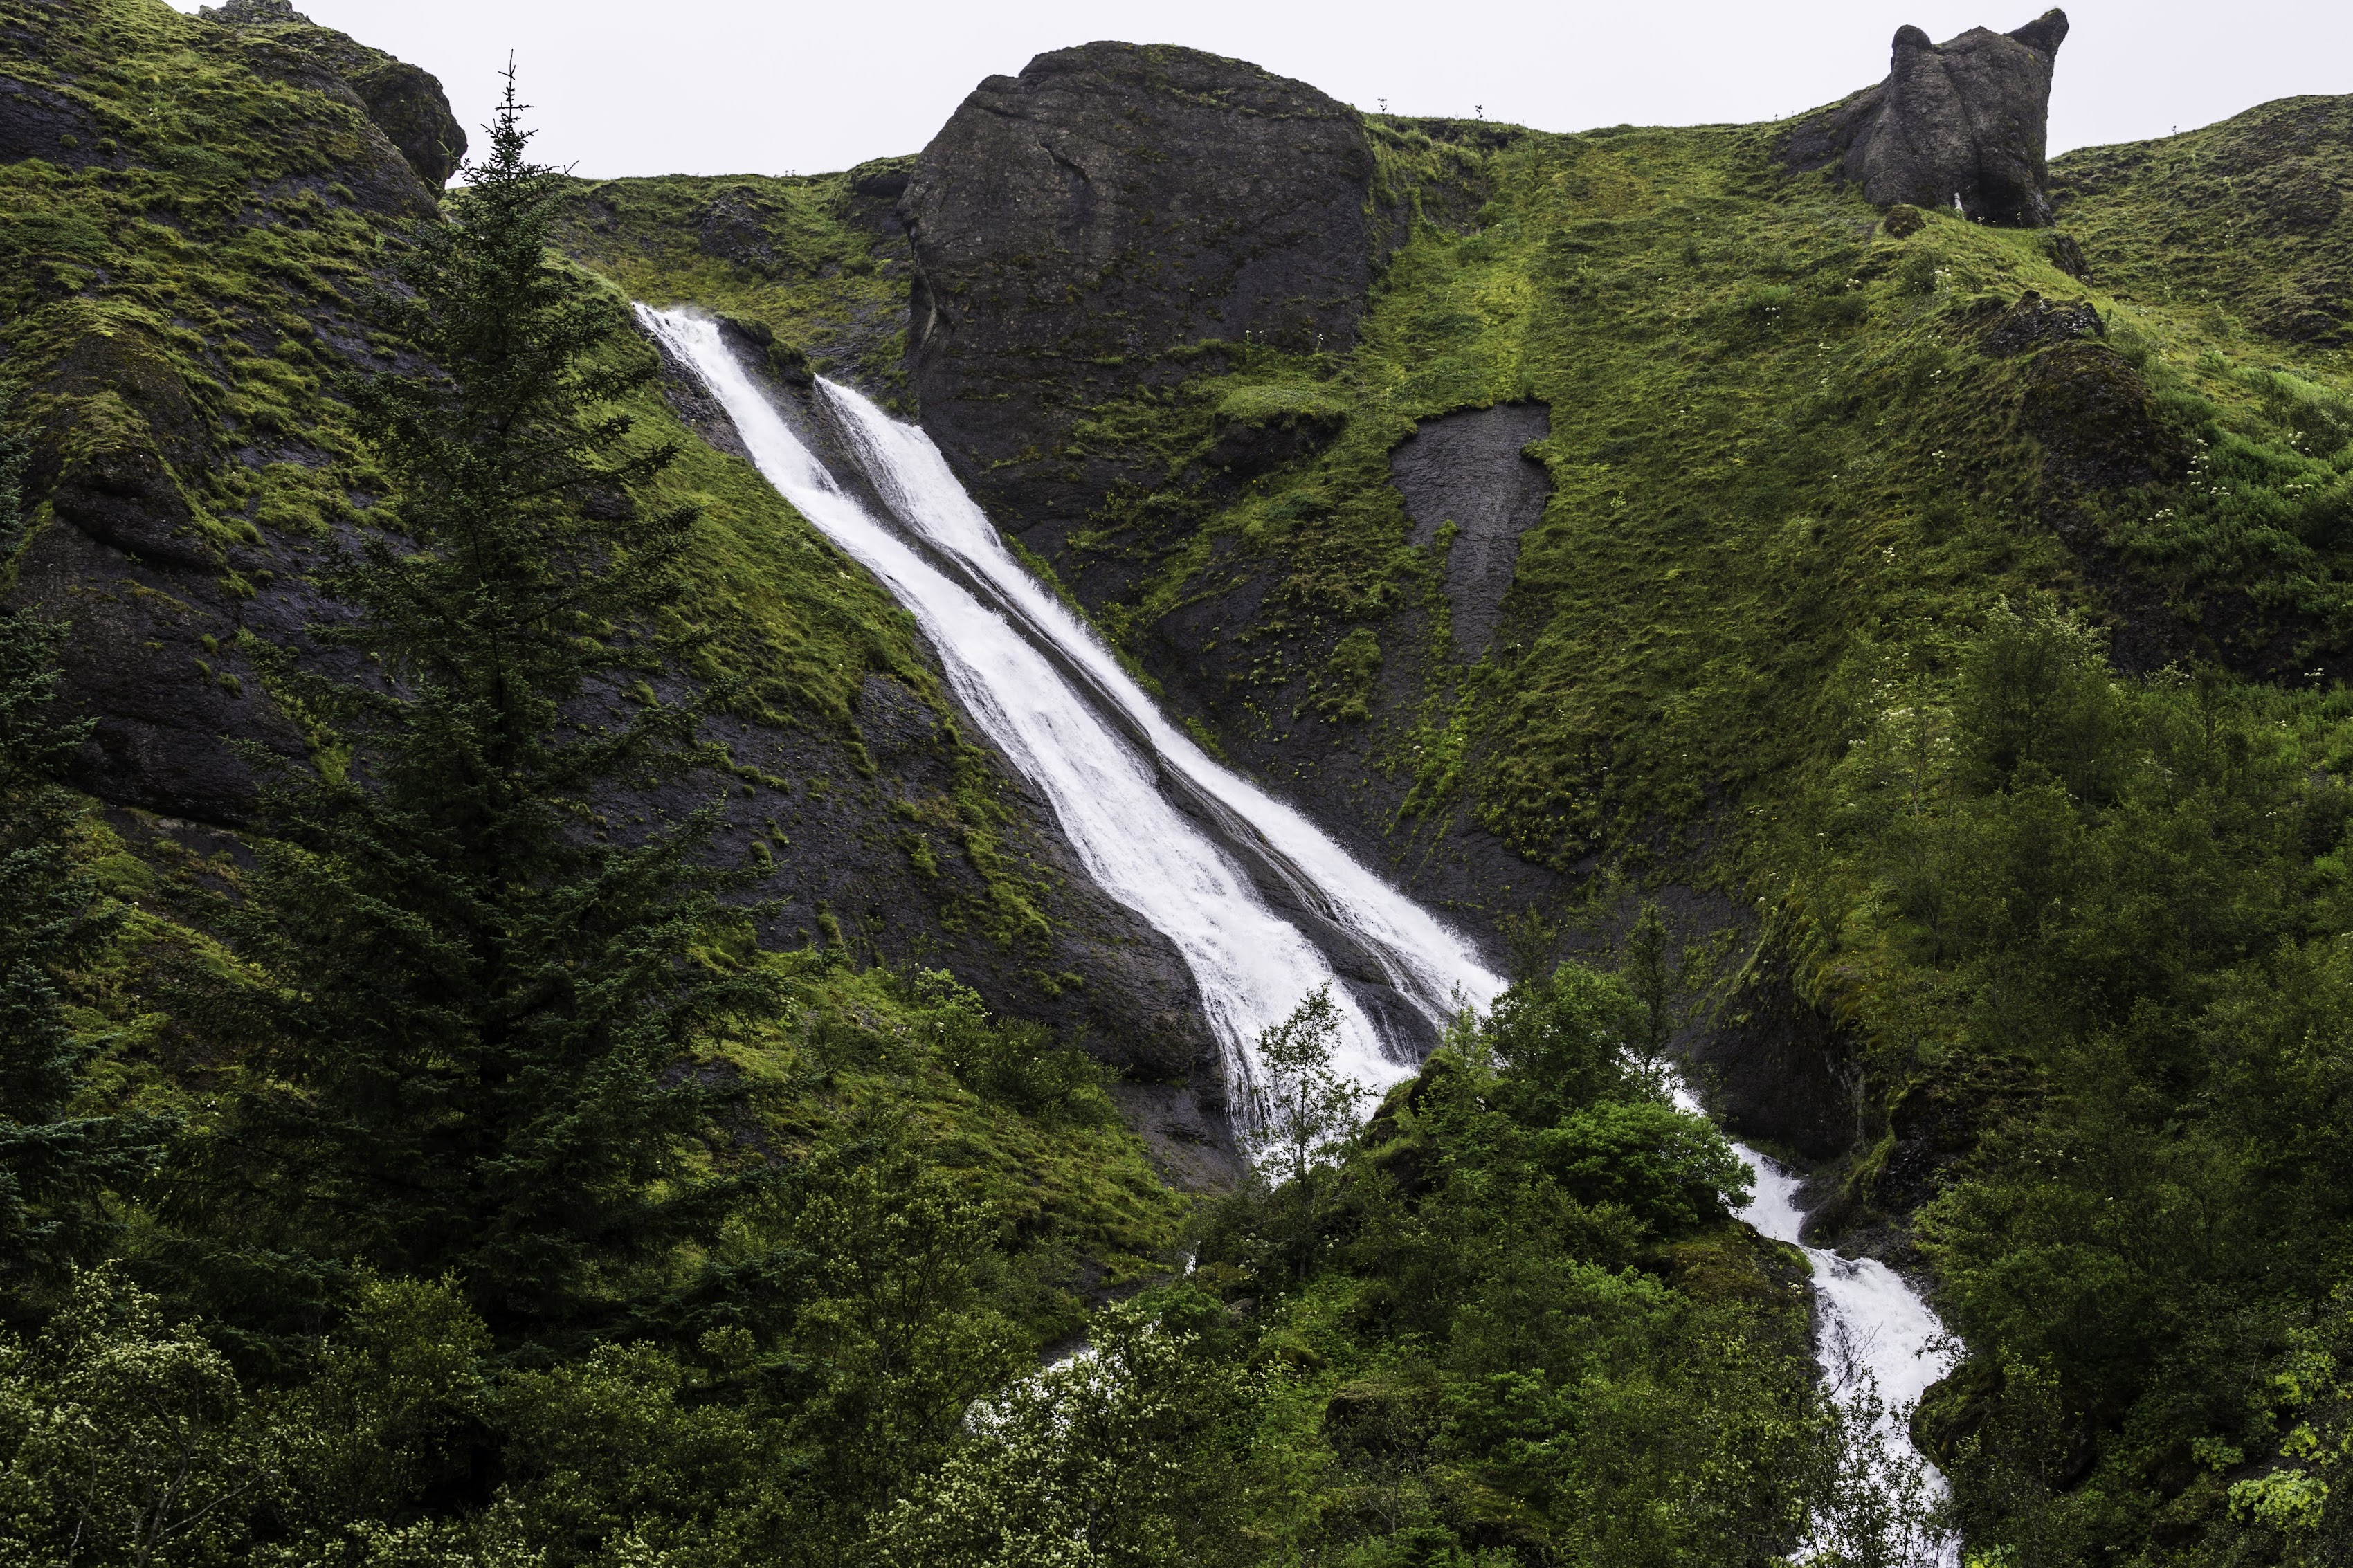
177 73 774 1347
0 423 163 1298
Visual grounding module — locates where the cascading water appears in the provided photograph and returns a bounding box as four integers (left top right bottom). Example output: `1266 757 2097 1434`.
815 377 1502 1040
638 304 1491 1115
1741 1147 1962 1562
641 303 1959 1557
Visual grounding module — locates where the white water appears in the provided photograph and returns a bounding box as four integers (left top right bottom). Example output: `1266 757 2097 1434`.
1735 1139 1960 1563
642 303 1957 1553
639 304 1497 1111
816 377 1503 1040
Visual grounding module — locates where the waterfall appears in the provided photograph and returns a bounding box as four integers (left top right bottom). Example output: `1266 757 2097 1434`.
637 305 1495 1114
639 303 1958 1556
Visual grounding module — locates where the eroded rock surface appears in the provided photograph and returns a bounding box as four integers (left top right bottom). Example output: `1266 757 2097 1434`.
1784 8 2068 227
1388 403 1553 659
901 42 1376 547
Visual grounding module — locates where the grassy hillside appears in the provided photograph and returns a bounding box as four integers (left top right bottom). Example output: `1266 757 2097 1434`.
572 89 2353 1565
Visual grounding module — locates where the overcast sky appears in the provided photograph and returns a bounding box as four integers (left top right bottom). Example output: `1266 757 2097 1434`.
176 1 2353 180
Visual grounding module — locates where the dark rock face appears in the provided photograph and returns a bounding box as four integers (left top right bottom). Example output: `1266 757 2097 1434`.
1686 947 1856 1159
1388 403 1554 659
10 525 304 825
7 324 304 823
1784 9 2069 227
900 42 1376 543
0 75 98 167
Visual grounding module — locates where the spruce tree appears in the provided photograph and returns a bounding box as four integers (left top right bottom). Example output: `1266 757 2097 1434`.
0 419 163 1300
177 73 774 1348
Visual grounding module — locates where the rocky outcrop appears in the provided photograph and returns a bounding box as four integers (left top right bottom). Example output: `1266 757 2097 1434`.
4 320 307 825
1784 9 2069 227
900 42 1377 547
201 1 466 188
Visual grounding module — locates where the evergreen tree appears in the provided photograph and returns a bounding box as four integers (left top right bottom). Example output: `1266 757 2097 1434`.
175 73 776 1348
0 421 163 1300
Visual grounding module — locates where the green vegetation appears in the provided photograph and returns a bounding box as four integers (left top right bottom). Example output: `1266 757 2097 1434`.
16 1 2353 1562
882 972 1933 1567
552 163 915 402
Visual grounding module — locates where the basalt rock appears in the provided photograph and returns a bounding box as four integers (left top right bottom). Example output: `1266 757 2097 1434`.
0 75 100 168
8 523 303 826
1784 9 2069 228
900 42 1377 549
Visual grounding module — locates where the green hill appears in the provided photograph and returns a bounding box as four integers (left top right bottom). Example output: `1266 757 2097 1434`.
7 0 2353 1562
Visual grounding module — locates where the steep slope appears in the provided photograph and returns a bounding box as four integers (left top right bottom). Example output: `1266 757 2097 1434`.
0 0 1223 1124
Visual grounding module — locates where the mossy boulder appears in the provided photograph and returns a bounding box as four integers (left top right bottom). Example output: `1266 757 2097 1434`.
30 319 216 569
203 3 465 189
2019 339 2185 491
1205 385 1347 476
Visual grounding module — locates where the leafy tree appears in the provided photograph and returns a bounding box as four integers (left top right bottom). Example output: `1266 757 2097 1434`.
1241 985 1366 1189
172 71 776 1348
878 1298 1247 1568
0 1266 269 1565
1620 898 1675 1091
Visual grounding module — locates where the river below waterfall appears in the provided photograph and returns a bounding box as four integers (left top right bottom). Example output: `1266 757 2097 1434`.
642 303 1960 1556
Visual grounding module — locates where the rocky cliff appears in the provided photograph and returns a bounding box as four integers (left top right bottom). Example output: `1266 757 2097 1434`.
0 0 1218 1120
900 42 1379 557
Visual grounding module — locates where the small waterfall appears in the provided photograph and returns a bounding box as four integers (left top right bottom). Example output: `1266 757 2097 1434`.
1726 1129 1961 1563
641 304 1958 1556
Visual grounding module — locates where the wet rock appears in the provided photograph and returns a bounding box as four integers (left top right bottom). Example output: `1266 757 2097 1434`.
1388 403 1553 658
901 41 1377 540
0 75 100 168
1783 8 2069 228
1685 945 1855 1160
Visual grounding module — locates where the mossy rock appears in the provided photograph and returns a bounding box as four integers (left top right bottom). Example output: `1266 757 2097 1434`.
2019 340 2185 491
1205 383 1347 475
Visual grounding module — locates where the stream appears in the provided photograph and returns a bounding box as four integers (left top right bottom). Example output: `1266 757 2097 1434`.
641 304 1959 1556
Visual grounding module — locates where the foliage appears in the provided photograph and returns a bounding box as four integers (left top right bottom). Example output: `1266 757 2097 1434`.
157 73 777 1353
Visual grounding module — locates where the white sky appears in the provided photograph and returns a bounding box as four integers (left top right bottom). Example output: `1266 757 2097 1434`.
174 1 2353 179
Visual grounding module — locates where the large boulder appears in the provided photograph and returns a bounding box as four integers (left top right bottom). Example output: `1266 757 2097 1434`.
900 42 1377 545
1784 9 2069 227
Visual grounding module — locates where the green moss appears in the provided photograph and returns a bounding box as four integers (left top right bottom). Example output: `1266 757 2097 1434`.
552 165 912 399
